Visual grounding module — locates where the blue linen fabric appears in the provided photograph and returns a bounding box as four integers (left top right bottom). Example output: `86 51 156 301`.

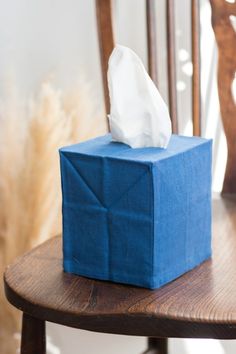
59 134 212 289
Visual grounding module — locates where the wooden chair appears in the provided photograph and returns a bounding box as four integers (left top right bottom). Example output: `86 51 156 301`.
4 1 236 353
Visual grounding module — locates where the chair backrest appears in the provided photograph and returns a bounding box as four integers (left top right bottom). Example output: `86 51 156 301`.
95 0 236 194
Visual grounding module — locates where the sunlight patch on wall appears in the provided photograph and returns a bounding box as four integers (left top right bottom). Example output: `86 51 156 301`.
184 338 225 354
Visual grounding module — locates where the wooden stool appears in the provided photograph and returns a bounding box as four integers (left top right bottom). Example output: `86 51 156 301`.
4 195 236 354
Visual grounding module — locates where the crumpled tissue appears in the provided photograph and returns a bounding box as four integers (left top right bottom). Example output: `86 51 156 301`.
107 45 172 148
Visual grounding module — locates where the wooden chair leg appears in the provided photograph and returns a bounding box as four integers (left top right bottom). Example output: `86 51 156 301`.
20 313 46 354
142 338 168 354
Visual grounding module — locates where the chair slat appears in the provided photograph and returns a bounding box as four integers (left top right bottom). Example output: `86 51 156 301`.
191 0 201 136
146 0 158 86
96 0 114 122
210 0 236 194
166 0 178 133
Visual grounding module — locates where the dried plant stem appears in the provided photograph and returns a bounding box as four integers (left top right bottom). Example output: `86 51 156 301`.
0 79 106 354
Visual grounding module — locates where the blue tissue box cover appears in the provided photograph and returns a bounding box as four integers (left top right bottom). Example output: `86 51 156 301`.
59 134 212 289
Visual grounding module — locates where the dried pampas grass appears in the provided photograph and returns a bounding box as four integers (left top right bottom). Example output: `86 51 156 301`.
0 79 106 354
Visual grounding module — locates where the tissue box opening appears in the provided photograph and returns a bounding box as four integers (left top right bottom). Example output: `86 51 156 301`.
59 134 212 289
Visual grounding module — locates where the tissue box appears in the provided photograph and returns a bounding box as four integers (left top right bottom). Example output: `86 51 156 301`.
59 134 212 289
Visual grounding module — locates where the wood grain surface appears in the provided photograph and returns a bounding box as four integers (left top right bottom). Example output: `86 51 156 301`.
166 0 178 133
4 196 236 339
143 338 168 354
210 0 236 194
191 0 201 137
20 313 46 354
96 0 114 119
146 0 158 87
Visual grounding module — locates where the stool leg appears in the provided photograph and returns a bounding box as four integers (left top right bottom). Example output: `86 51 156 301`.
142 338 168 354
20 313 46 354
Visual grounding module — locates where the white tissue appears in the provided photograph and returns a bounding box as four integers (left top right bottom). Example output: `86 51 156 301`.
107 45 172 148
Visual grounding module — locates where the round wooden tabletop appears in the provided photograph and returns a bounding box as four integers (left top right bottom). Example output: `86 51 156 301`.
4 196 236 339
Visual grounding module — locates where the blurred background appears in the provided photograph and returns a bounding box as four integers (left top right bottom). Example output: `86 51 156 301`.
0 0 234 353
